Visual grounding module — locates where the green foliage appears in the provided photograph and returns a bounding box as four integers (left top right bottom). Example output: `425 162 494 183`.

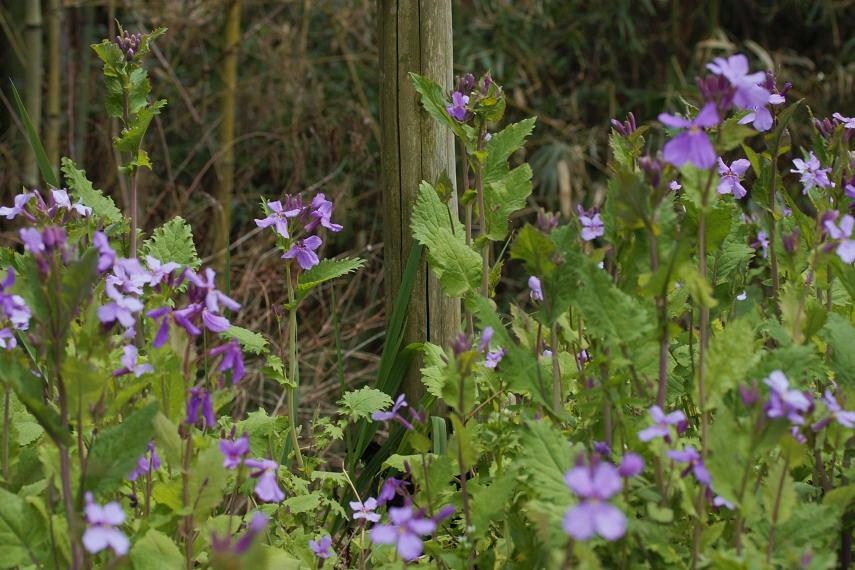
8 82 58 188
225 325 268 355
337 387 392 421
295 257 365 304
60 158 125 227
143 216 201 268
0 488 46 568
130 530 184 570
85 402 158 493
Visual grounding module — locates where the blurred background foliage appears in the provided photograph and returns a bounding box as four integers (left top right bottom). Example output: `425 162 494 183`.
1 0 854 412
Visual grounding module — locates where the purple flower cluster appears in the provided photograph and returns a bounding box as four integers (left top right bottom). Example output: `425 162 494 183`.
791 152 834 194
82 493 129 556
370 505 438 561
0 189 90 223
372 394 422 431
128 441 160 482
0 270 31 350
254 192 342 270
244 458 285 503
717 158 751 199
823 212 855 264
577 205 605 241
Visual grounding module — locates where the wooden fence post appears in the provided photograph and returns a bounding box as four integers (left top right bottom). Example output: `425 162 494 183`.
380 0 460 401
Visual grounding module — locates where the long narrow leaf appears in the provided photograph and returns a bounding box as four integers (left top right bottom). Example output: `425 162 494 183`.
9 81 59 188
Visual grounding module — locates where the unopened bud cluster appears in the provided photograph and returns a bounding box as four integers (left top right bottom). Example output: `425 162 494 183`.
114 30 142 61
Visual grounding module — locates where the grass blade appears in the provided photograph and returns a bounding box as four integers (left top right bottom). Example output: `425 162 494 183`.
9 81 59 188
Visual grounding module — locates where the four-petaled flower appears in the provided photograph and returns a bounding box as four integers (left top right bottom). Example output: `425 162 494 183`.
370 505 437 561
528 276 544 302
350 497 381 523
764 370 811 425
577 206 605 241
658 103 720 169
813 390 855 431
254 200 302 238
309 535 333 559
824 214 855 264
113 345 153 378
245 459 285 503
716 158 751 199
308 193 343 232
706 54 770 110
562 462 627 541
791 152 834 194
219 435 250 469
638 405 687 443
446 91 469 122
82 493 129 556
282 236 323 270
667 445 711 487
485 348 507 369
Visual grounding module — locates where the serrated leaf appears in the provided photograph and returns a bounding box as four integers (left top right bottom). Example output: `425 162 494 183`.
297 257 364 297
704 318 758 410
114 100 166 153
0 487 46 568
282 492 322 515
224 325 268 355
821 314 855 386
85 402 158 493
411 182 481 297
510 224 556 276
518 421 574 504
484 118 536 184
130 529 183 570
143 216 200 268
484 164 532 241
409 72 463 138
61 158 125 226
338 387 392 421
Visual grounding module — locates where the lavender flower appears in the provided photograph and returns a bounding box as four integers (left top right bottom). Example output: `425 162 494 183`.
658 103 720 169
717 158 751 199
791 153 834 194
20 227 46 255
764 370 811 425
713 495 735 510
350 497 381 523
309 535 333 559
617 452 645 478
50 189 91 217
577 205 605 241
128 441 160 482
478 327 493 352
233 512 269 554
706 54 770 110
219 435 250 469
282 235 323 270
370 505 437 561
245 459 285 503
372 394 417 430
813 390 855 431
528 276 544 302
208 339 246 384
82 493 129 556
446 91 470 122
562 462 626 541
307 193 343 232
112 345 153 378
823 214 855 264
0 269 31 349
832 113 855 130
485 348 506 369
145 256 180 287
185 387 216 429
254 200 302 238
753 231 769 259
638 405 687 443
668 445 711 486
378 476 406 504
93 232 116 273
738 91 786 132
0 192 34 220
610 112 637 136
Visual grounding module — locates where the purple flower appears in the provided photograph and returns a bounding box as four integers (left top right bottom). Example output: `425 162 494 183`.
824 214 855 264
485 348 506 369
20 227 45 255
128 441 160 482
813 390 855 431
282 235 323 270
185 387 216 429
219 435 250 469
753 230 769 259
478 327 494 352
0 192 34 220
618 453 645 478
113 345 153 378
528 276 544 302
833 113 855 130
669 180 682 192
791 153 834 194
0 328 17 350
577 206 605 241
0 270 31 335
446 91 470 122
706 54 770 110
208 339 246 384
668 445 711 486
350 497 381 523
82 493 129 556
378 476 406 504
51 189 91 217
713 495 735 510
97 292 143 330
308 193 343 232
371 505 437 561
717 158 751 199
610 112 637 137
309 535 333 559
233 512 269 554
145 256 180 287
562 462 626 541
254 200 302 238
738 92 786 132
93 232 116 273
245 459 285 503
659 103 720 169
186 268 241 315
638 405 687 442
372 394 418 430
764 370 811 425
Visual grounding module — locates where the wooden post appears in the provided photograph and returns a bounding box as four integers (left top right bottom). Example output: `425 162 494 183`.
214 0 241 287
46 0 61 178
24 0 42 187
380 0 460 401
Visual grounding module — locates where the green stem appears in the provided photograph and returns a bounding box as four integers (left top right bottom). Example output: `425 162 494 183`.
285 264 305 470
550 322 562 410
766 453 791 564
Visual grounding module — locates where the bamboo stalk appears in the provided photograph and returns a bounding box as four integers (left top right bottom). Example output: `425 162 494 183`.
24 0 43 187
46 0 61 178
73 6 93 164
214 0 241 285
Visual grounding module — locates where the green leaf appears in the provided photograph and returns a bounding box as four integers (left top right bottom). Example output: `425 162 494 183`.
130 529 183 570
483 118 536 184
61 158 125 226
9 81 59 188
0 488 46 568
411 181 481 296
409 73 463 138
189 444 228 520
282 492 323 515
297 258 365 299
821 314 855 386
518 420 574 504
763 456 796 524
152 412 182 467
143 216 201 268
484 164 533 241
85 402 158 493
114 99 167 153
704 318 758 410
127 68 152 115
510 224 556 276
60 248 99 337
338 387 392 421
0 352 69 446
224 326 268 355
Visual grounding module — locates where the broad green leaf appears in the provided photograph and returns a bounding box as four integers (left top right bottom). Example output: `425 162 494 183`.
0 488 46 568
0 352 69 446
704 318 758 410
225 325 268 355
282 492 322 515
85 402 158 493
510 224 556 276
518 420 574 504
821 313 855 386
114 99 167 153
411 182 481 296
470 470 517 539
189 444 228 520
143 216 201 268
409 72 463 138
297 257 365 298
483 118 537 184
763 457 796 525
61 158 125 226
483 164 533 241
152 412 182 467
337 387 392 421
9 82 58 188
130 529 183 570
